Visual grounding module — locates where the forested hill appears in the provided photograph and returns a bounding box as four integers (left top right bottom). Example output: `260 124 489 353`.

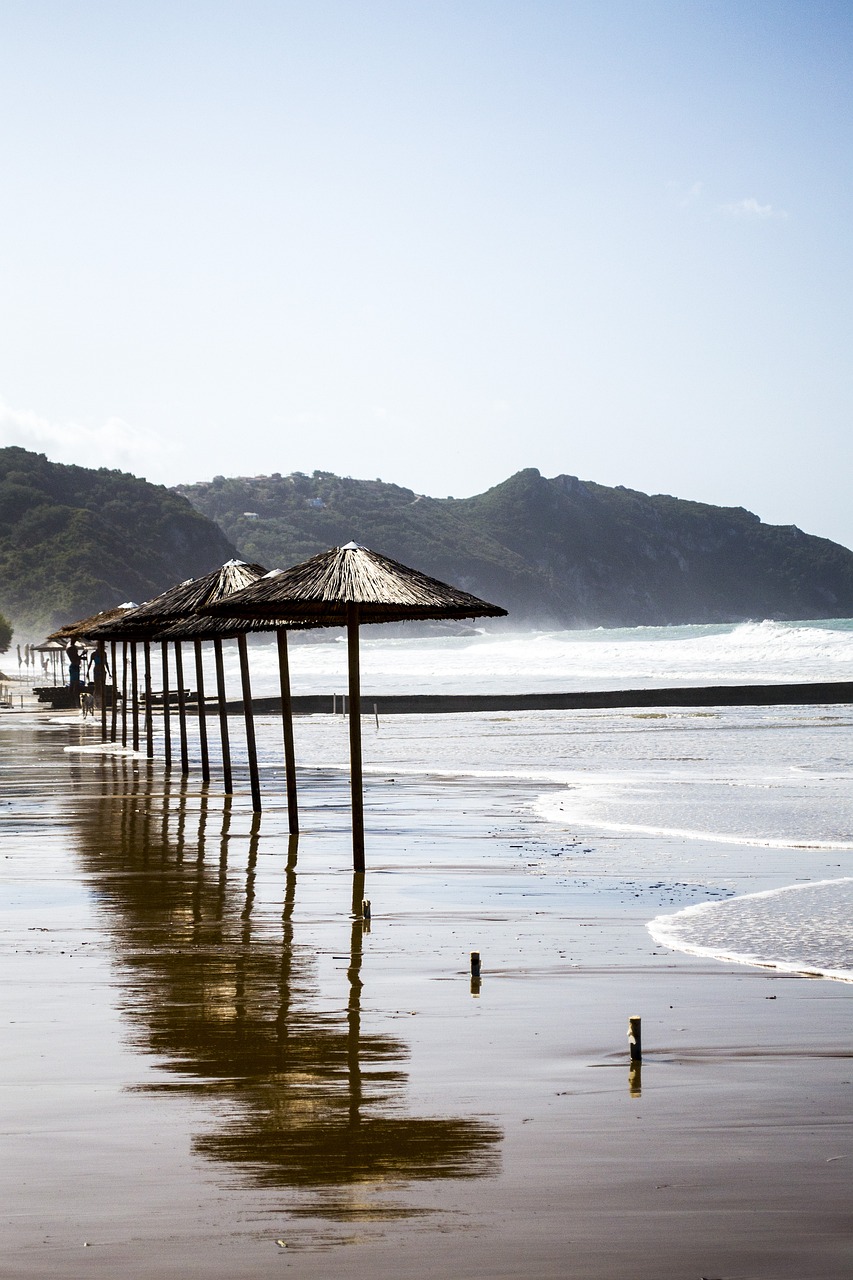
5 450 853 636
0 448 237 634
176 467 853 627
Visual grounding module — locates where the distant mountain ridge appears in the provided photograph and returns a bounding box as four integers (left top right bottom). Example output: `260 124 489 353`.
175 467 853 627
4 446 853 636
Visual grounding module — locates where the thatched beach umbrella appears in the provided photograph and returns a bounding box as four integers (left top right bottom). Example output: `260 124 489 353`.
204 543 507 871
47 603 137 644
32 638 70 687
159 610 307 828
90 562 269 794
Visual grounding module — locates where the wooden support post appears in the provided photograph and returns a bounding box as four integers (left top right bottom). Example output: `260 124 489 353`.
194 639 210 783
161 640 172 769
237 634 261 813
628 1015 642 1062
276 629 298 833
98 640 108 743
174 641 189 775
143 641 154 758
213 638 232 795
110 641 118 742
346 603 365 873
120 641 128 748
130 642 140 752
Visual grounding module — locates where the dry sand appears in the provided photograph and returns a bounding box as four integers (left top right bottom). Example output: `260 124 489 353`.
1 713 851 1279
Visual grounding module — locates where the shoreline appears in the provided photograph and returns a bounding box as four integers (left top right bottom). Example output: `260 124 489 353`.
1 715 852 1278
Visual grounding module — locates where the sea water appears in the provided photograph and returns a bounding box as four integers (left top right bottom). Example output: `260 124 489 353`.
218 615 853 697
133 619 853 982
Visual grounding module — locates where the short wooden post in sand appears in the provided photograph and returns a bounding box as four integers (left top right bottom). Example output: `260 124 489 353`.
628 1015 642 1061
470 950 482 997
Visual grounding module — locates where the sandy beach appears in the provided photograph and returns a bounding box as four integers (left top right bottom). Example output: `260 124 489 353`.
1 707 852 1279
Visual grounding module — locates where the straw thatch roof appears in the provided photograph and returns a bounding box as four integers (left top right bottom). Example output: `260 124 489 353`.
87 561 270 640
157 612 315 641
48 603 137 643
202 544 508 626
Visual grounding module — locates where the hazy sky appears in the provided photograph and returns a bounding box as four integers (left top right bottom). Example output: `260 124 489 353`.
1 2 852 545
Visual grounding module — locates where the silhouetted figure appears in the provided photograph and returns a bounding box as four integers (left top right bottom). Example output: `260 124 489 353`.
66 642 82 707
88 646 109 710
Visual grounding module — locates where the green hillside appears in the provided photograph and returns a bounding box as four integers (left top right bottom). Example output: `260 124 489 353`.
0 448 237 635
176 467 853 626
5 449 852 636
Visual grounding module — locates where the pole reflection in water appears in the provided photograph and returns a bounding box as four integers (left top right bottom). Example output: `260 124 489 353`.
72 769 502 1222
348 873 365 1131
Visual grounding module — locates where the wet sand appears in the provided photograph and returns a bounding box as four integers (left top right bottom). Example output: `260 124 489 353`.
1 714 852 1279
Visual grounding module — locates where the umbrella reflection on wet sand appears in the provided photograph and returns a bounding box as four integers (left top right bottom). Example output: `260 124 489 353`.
69 763 503 1219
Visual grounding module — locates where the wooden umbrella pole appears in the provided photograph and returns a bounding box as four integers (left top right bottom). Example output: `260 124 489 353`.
347 875 364 1125
143 641 154 758
194 639 210 783
174 641 189 775
213 638 232 795
276 629 299 833
110 641 118 742
161 640 172 769
98 640 107 742
237 634 262 813
346 603 365 873
121 641 128 748
130 642 140 752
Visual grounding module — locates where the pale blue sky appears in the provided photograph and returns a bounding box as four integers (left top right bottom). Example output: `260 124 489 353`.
1 2 852 545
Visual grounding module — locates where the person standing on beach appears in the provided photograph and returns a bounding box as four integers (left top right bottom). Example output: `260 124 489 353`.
87 645 109 710
66 641 82 706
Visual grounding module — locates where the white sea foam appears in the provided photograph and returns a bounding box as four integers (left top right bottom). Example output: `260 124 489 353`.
535 794 853 850
204 616 853 699
648 878 853 982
